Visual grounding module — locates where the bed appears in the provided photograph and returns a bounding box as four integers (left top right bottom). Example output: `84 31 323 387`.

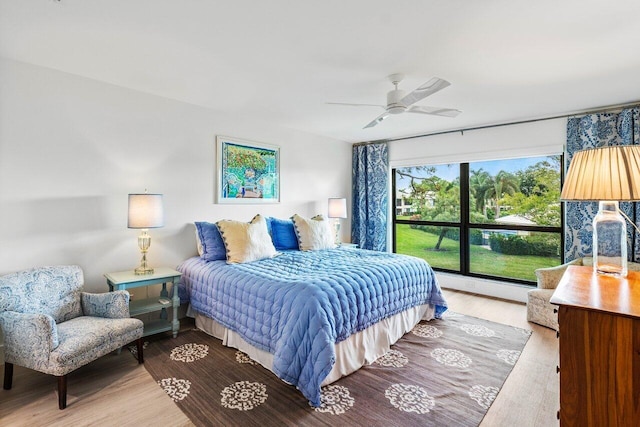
177 241 447 407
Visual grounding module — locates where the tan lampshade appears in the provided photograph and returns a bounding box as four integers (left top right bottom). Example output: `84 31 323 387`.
127 193 164 228
328 197 347 218
561 145 640 201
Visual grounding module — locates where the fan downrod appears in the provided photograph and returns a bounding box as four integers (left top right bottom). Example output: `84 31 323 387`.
387 73 404 88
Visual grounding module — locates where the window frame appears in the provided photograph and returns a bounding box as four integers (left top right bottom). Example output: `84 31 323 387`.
392 158 565 286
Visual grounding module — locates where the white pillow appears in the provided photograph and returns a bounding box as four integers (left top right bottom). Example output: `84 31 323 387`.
291 214 336 251
216 214 278 263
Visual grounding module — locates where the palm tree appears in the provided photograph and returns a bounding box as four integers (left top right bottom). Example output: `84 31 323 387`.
469 168 492 217
484 171 519 219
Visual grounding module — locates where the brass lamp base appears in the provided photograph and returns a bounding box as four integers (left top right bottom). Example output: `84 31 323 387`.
134 266 154 275
134 229 154 275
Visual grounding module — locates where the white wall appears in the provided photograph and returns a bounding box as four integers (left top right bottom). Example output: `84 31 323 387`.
388 118 567 302
0 58 352 291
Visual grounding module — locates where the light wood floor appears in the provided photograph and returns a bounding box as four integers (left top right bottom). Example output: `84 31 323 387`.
0 289 558 426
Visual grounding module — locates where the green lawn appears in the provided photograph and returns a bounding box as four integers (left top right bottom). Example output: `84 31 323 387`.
395 224 560 282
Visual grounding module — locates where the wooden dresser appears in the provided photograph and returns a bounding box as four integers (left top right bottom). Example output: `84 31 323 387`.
550 265 640 426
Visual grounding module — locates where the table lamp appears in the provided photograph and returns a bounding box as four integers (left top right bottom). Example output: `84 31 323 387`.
561 145 640 277
328 197 347 245
128 192 164 275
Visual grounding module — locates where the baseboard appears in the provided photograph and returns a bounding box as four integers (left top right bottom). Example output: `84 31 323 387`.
436 272 530 303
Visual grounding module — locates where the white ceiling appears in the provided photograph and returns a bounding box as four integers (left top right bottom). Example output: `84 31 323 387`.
2 0 640 143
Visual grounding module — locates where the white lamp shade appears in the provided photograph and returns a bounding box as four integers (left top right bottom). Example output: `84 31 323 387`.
561 145 640 201
328 198 347 218
128 193 164 228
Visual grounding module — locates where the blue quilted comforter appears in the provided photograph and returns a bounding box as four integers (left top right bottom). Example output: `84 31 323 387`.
177 248 447 406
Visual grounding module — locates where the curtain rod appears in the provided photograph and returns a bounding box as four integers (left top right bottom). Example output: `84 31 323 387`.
352 140 388 147
369 100 640 144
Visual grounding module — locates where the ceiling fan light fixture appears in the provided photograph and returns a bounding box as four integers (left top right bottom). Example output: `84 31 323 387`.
387 105 406 114
387 90 406 114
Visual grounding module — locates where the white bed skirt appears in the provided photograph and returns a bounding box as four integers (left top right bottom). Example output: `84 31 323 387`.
193 303 436 386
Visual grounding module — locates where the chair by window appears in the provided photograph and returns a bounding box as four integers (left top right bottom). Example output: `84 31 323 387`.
0 265 144 409
528 257 640 330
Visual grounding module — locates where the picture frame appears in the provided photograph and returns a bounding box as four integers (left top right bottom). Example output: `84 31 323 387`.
216 135 280 204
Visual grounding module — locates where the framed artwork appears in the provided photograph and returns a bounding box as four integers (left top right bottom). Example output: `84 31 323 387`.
216 136 280 203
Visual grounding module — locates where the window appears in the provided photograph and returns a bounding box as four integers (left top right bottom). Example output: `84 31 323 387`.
393 156 563 284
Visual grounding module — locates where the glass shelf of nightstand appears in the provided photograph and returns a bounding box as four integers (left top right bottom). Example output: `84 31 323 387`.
129 297 173 317
137 318 172 337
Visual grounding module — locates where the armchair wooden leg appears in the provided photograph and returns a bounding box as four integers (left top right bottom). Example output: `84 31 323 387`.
3 362 13 390
58 375 67 410
136 338 144 364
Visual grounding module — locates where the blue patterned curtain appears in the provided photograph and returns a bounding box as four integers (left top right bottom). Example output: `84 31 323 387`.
564 107 640 261
352 142 388 251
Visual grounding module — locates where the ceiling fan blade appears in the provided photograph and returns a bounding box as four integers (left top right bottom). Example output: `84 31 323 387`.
400 77 451 107
364 112 389 129
326 102 385 109
407 105 462 117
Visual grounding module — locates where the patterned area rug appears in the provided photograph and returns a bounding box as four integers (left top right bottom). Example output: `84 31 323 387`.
140 312 531 427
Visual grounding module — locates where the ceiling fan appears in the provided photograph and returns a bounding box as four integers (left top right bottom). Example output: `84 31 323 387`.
327 73 461 129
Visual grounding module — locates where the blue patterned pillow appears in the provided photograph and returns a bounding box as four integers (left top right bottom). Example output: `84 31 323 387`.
267 217 299 250
194 222 227 261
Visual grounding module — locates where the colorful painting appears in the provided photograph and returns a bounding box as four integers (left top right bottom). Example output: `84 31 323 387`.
217 136 280 203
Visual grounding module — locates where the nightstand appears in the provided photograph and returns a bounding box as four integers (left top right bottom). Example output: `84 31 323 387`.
105 267 182 338
550 266 640 425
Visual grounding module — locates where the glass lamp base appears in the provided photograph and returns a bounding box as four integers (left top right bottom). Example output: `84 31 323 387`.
593 201 628 278
595 262 626 277
134 230 154 275
333 220 342 245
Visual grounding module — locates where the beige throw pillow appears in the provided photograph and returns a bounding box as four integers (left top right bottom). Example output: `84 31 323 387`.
216 214 278 263
292 214 336 251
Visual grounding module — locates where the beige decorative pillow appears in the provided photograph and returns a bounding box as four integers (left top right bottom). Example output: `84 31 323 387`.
216 214 278 263
291 214 336 251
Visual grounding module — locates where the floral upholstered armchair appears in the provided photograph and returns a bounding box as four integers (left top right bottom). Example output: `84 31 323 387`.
528 257 640 330
527 259 583 330
0 265 144 409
